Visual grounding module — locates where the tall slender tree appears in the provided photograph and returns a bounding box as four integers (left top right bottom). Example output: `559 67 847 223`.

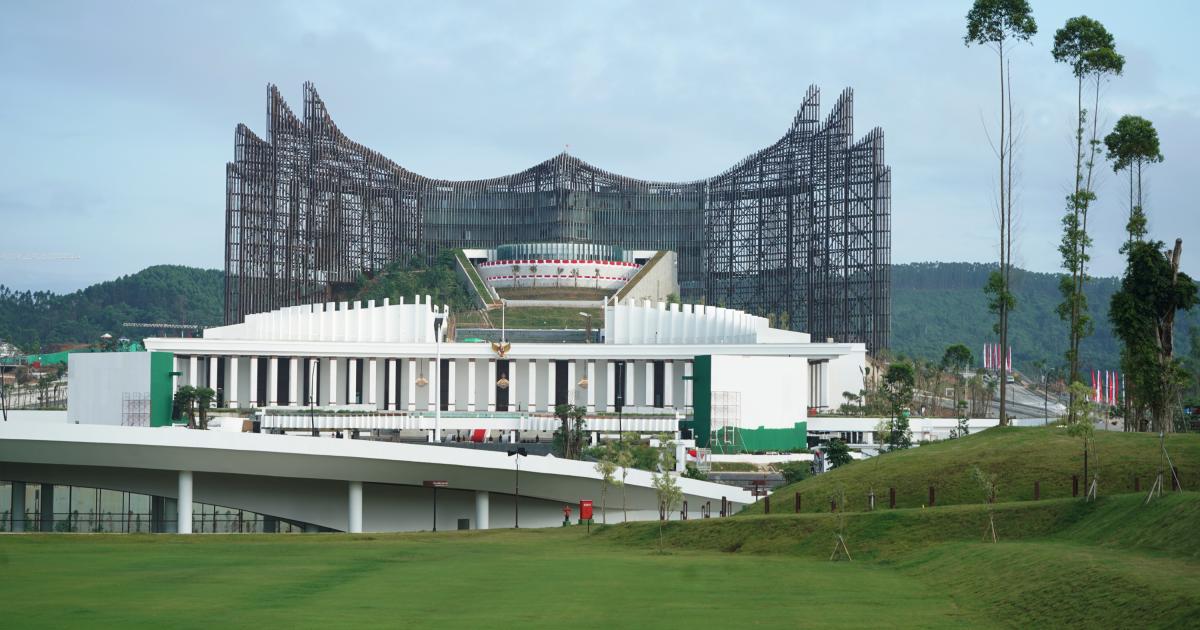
1052 16 1125 422
1104 115 1163 250
965 0 1037 426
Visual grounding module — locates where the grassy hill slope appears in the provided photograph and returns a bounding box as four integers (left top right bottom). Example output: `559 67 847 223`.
600 493 1200 627
741 426 1200 515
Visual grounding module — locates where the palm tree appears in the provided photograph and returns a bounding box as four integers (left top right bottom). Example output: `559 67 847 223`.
594 268 600 288
556 267 565 287
529 265 538 287
511 264 520 287
571 268 581 287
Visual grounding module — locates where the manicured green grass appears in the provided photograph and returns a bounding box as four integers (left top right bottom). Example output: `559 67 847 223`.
744 425 1200 515
2 494 1196 628
456 307 603 330
0 529 968 629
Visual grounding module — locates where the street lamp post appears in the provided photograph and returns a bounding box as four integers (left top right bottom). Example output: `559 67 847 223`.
434 312 445 443
507 447 527 528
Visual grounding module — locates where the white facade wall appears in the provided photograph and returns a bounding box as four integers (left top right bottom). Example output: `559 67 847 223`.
478 259 639 291
67 353 152 425
711 355 808 430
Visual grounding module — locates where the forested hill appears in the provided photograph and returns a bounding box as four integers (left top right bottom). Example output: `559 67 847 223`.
4 261 1197 373
891 262 1199 373
0 265 223 352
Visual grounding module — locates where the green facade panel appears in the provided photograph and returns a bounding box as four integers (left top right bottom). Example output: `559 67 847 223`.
692 355 711 448
149 352 175 427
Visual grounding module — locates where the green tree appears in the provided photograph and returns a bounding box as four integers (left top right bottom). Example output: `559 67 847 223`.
776 460 809 485
172 385 197 427
1109 240 1198 432
553 404 588 459
965 0 1037 428
882 362 915 449
826 438 853 468
942 343 975 415
1104 115 1163 250
194 386 216 429
1052 16 1125 421
651 435 683 553
593 444 618 525
615 433 636 523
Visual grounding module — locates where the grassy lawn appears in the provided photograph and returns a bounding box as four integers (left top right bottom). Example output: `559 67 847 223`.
456 307 602 330
2 494 1196 628
744 425 1200 515
0 529 970 629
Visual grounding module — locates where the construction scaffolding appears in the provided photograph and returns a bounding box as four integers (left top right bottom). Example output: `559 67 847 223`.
225 83 891 351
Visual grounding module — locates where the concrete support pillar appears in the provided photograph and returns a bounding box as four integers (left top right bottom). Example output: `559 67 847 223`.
188 355 198 387
405 359 416 411
347 481 363 533
467 359 477 412
177 471 193 534
606 361 616 412
567 361 576 406
387 359 398 410
664 361 674 407
586 361 596 412
448 359 458 410
367 358 377 407
547 360 557 408
228 356 239 408
644 361 654 408
475 490 489 530
527 360 537 412
11 481 25 532
288 357 299 406
427 359 437 412
504 359 517 411
329 357 340 405
268 356 278 406
248 356 259 407
208 357 219 391
487 360 497 412
624 361 634 410
39 483 54 532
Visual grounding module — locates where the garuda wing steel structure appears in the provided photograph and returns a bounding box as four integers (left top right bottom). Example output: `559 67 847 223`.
226 83 890 351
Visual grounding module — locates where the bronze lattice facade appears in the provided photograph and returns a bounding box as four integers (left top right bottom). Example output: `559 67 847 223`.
225 83 891 351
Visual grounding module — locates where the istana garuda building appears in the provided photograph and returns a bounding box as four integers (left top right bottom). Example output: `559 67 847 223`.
225 83 891 351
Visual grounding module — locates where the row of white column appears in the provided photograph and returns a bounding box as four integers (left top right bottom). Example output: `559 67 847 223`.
174 471 490 534
177 355 693 413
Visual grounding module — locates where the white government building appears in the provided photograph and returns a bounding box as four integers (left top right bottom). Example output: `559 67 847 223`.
3 296 867 534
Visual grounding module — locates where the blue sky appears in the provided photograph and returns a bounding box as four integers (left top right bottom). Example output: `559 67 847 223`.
1 0 1196 293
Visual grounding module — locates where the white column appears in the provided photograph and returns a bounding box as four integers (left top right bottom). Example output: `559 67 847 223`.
405 359 416 411
475 490 489 530
228 357 239 408
606 361 616 412
506 360 517 412
664 361 674 408
329 358 340 405
177 471 193 535
188 356 198 387
644 361 654 408
447 360 458 410
547 360 557 408
248 357 259 407
427 359 437 412
387 359 398 410
208 357 219 391
467 359 477 412
367 358 377 407
567 361 576 406
586 361 596 412
527 360 537 412
288 357 299 406
487 360 497 412
347 481 363 533
268 357 278 406
172 356 182 393
624 361 634 410
347 359 358 404
684 361 693 408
